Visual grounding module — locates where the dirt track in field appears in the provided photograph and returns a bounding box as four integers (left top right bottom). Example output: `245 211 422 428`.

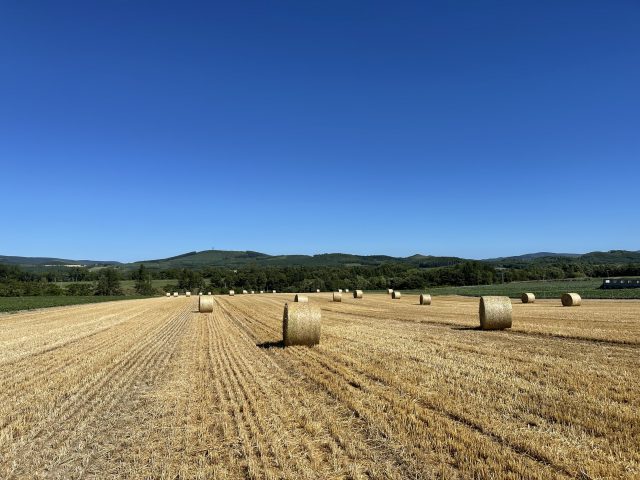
0 293 637 479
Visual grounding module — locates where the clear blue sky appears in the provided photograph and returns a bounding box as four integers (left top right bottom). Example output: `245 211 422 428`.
1 1 638 262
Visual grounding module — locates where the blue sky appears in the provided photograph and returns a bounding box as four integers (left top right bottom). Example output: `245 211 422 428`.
1 1 638 262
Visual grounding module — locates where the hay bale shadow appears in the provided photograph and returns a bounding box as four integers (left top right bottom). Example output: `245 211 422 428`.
451 326 482 331
257 340 285 349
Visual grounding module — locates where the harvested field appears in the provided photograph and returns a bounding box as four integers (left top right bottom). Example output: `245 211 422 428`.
0 293 638 479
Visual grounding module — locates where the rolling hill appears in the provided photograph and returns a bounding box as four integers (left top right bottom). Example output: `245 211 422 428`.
2 249 639 270
131 250 466 268
0 255 121 267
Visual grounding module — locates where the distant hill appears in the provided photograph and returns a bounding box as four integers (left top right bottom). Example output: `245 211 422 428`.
132 250 467 268
486 250 640 265
0 255 121 267
579 250 640 264
2 249 639 270
485 252 581 263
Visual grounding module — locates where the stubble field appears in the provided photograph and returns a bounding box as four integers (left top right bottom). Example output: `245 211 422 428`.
0 293 638 479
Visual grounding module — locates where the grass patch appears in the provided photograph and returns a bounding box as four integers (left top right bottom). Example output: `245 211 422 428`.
0 295 147 313
422 278 640 299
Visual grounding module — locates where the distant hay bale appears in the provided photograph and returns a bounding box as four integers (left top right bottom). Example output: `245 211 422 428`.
387 288 393 294
521 293 535 304
272 290 277 293
479 296 512 330
260 290 264 294
316 289 321 293
185 292 191 297
250 290 255 294
338 289 343 293
294 294 308 303
242 290 248 294
392 291 401 299
173 292 178 297
207 292 212 295
345 289 350 293
199 296 214 313
166 292 170 297
198 292 202 296
283 302 321 346
353 289 363 299
333 292 342 302
229 290 235 296
420 294 432 305
561 293 581 307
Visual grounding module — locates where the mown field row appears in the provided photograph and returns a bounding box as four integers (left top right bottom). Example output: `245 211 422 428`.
0 293 637 478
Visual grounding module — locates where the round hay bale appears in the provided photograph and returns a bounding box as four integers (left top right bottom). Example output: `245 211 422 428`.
272 290 277 293
387 288 393 294
345 289 350 293
392 291 402 299
420 294 432 305
479 296 512 330
260 290 264 294
521 293 535 304
338 289 343 293
561 293 581 307
294 294 308 303
166 292 170 297
283 303 321 346
250 290 255 294
207 292 212 295
353 289 363 299
333 292 342 302
242 290 248 294
229 290 235 296
173 292 178 297
199 296 214 313
185 292 191 297
316 289 321 293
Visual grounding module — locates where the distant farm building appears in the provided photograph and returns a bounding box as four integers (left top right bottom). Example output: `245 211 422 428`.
602 278 640 289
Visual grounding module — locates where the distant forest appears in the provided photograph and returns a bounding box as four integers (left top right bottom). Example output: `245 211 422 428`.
1 257 640 296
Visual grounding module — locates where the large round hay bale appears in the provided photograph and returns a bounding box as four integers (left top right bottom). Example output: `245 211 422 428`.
185 292 191 297
250 290 255 294
242 290 248 294
173 292 178 297
353 289 363 299
420 294 432 305
387 288 393 294
561 293 581 307
229 290 235 296
338 289 343 293
166 292 170 297
199 296 214 313
283 303 321 346
294 294 308 303
521 293 535 304
479 296 512 330
207 292 212 295
272 290 277 293
392 291 402 299
333 292 342 302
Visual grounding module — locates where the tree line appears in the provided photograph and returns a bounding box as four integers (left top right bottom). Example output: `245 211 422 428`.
2 259 639 297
